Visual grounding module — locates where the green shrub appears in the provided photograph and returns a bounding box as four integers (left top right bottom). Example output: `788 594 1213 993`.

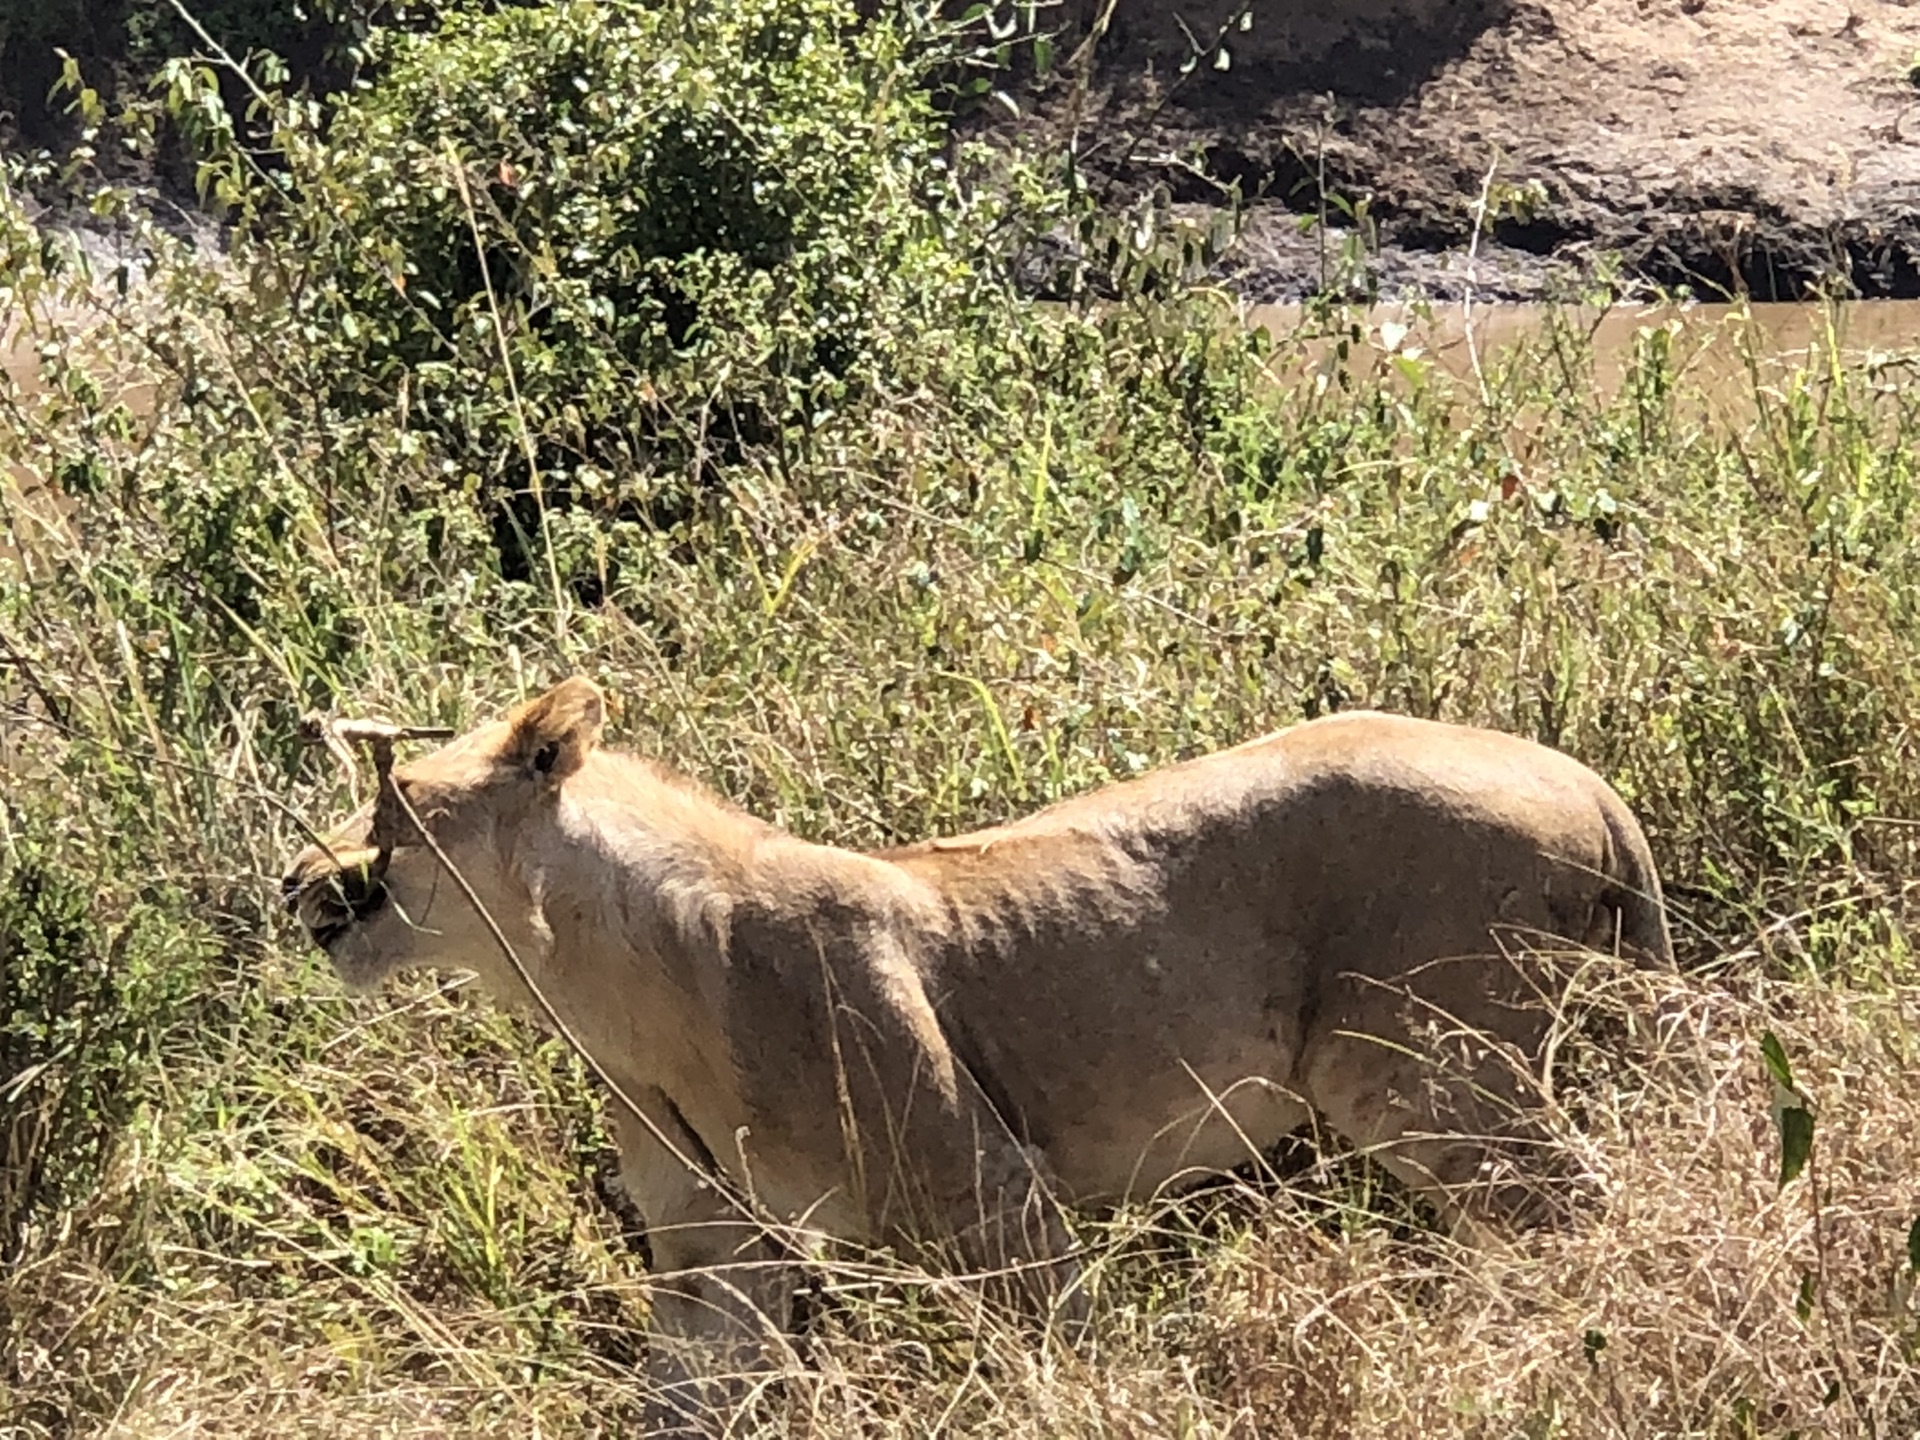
0 798 217 1263
235 0 974 583
0 0 367 151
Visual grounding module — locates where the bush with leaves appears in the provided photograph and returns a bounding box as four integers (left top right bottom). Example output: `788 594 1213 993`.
199 0 991 583
0 796 219 1266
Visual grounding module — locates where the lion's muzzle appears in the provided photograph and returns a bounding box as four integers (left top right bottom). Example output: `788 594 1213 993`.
282 843 392 953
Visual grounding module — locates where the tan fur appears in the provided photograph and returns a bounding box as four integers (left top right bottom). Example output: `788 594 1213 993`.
282 678 1670 1434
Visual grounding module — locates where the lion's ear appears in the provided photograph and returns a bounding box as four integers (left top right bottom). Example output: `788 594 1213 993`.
507 677 605 781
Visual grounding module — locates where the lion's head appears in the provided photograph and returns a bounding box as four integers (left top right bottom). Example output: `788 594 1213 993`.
280 678 606 988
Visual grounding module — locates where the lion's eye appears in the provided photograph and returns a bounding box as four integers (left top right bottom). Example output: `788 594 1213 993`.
532 740 561 775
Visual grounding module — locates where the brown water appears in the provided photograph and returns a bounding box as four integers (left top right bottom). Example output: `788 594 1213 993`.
1248 300 1920 421
2 321 72 570
1 308 156 569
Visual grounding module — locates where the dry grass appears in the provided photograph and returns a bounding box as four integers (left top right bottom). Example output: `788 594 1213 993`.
7 962 1914 1437
1177 971 1920 1439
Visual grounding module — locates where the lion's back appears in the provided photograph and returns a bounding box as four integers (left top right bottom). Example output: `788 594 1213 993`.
881 708 1670 1202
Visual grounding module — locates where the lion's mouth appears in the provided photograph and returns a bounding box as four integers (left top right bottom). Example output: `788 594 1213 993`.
310 916 352 951
305 883 390 952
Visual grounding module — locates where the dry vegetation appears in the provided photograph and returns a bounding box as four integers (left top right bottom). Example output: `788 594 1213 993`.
4 2 1920 1434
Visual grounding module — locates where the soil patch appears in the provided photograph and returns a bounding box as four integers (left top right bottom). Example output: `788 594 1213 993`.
1044 0 1920 301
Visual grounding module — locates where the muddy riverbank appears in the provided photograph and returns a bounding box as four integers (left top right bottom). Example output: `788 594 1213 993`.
1037 0 1920 302
10 0 1920 308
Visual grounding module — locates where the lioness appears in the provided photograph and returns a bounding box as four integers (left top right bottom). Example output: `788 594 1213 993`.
283 677 1669 1432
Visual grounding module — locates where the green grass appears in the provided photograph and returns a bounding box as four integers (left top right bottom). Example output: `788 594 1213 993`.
4 4 1920 1428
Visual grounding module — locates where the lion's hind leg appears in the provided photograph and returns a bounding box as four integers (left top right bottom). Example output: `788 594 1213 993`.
902 1133 1089 1340
1294 953 1570 1233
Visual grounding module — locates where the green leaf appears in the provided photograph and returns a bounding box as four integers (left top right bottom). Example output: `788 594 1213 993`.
1759 1030 1795 1090
1777 1104 1814 1187
1795 1271 1817 1323
1907 1215 1919 1274
1582 1328 1606 1368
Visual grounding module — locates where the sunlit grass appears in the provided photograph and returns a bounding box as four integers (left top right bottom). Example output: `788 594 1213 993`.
4 108 1920 1434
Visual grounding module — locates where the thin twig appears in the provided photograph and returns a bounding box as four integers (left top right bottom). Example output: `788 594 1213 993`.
444 145 571 642
1462 153 1501 405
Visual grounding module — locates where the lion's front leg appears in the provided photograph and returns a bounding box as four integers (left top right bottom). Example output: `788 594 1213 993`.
941 1136 1088 1336
644 1217 795 1438
608 1103 798 1437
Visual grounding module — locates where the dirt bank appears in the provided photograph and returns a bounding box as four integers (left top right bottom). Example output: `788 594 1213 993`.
1046 0 1920 301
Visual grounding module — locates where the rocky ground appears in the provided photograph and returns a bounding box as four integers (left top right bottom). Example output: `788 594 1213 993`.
1043 0 1920 301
